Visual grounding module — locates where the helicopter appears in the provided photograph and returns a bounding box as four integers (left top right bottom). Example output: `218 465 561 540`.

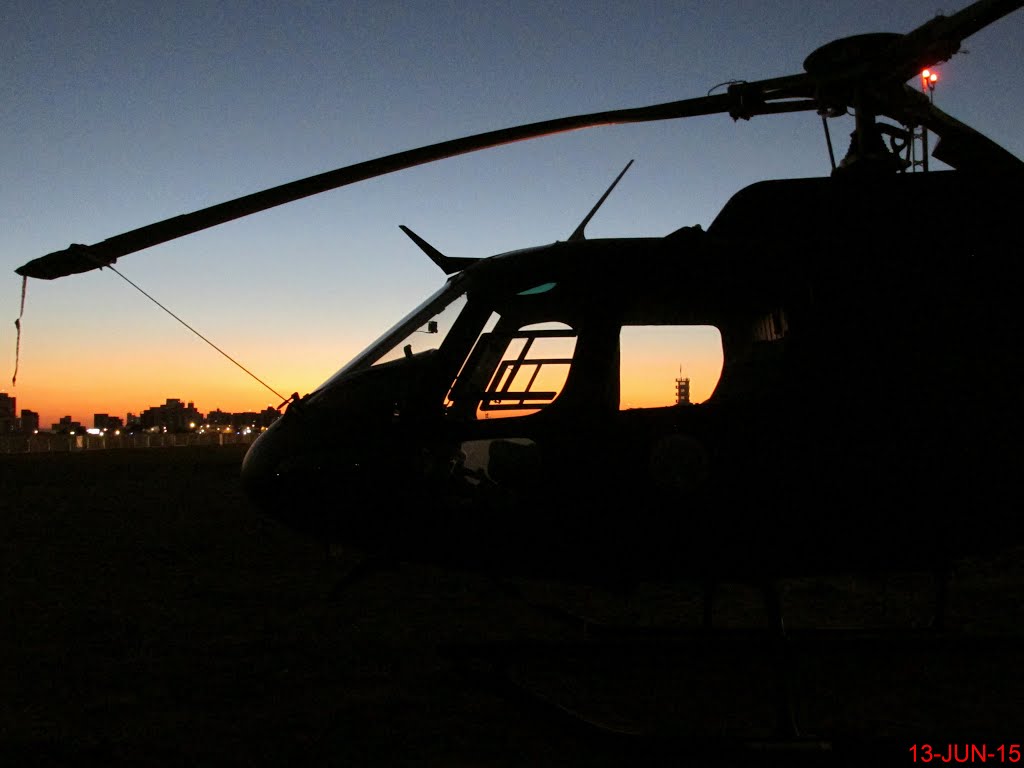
14 0 1024 590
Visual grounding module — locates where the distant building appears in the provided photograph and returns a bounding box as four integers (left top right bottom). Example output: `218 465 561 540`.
140 398 204 432
51 415 84 434
207 408 231 426
19 409 40 433
0 392 15 433
231 412 257 429
94 413 124 431
230 407 280 430
257 407 280 428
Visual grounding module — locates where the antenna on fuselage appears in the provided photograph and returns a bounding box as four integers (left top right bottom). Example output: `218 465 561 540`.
567 159 634 242
399 225 479 275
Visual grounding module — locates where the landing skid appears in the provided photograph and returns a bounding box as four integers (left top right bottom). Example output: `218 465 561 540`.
445 573 958 759
443 636 835 763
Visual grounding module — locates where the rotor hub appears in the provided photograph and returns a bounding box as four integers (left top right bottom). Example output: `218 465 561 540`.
803 33 902 78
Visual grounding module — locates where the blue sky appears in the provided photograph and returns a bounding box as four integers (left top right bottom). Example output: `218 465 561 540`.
2 0 1021 425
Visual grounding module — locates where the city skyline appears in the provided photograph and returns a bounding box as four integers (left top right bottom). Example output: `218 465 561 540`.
0 389 282 434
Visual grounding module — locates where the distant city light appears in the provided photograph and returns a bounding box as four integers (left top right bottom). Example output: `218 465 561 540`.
10 395 279 443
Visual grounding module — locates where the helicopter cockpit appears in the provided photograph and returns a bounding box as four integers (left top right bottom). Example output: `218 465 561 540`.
239 234 739 555
306 237 725 429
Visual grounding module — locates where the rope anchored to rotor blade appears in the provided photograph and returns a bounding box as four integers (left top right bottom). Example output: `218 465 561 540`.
11 276 27 386
105 265 288 403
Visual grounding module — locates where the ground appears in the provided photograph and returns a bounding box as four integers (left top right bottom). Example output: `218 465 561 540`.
2 446 1022 766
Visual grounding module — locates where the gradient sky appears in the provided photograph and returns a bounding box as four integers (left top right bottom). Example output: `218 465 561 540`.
3 0 1022 427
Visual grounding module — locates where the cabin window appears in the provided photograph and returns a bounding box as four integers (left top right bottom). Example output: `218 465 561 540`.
446 320 577 420
619 325 723 409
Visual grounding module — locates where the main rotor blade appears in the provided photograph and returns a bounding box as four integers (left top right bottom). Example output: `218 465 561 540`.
920 101 1024 172
16 0 1021 281
872 83 1024 172
879 0 1023 83
18 88 810 280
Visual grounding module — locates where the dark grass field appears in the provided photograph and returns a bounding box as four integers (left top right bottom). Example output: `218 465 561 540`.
3 446 1023 766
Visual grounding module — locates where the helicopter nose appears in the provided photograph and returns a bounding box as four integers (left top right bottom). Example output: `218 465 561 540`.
241 409 337 538
240 414 288 497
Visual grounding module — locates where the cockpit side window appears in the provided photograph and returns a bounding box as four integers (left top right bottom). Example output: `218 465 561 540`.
446 320 577 420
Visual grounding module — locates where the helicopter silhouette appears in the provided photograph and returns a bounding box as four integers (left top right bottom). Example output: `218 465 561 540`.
16 0 1024 589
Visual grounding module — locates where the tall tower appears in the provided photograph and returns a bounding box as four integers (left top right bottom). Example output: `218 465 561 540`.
675 373 691 406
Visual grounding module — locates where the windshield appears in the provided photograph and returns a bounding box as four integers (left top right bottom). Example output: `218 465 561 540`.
314 274 469 392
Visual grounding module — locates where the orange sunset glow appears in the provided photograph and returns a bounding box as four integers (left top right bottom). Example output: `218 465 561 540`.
8 332 362 429
10 323 726 428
